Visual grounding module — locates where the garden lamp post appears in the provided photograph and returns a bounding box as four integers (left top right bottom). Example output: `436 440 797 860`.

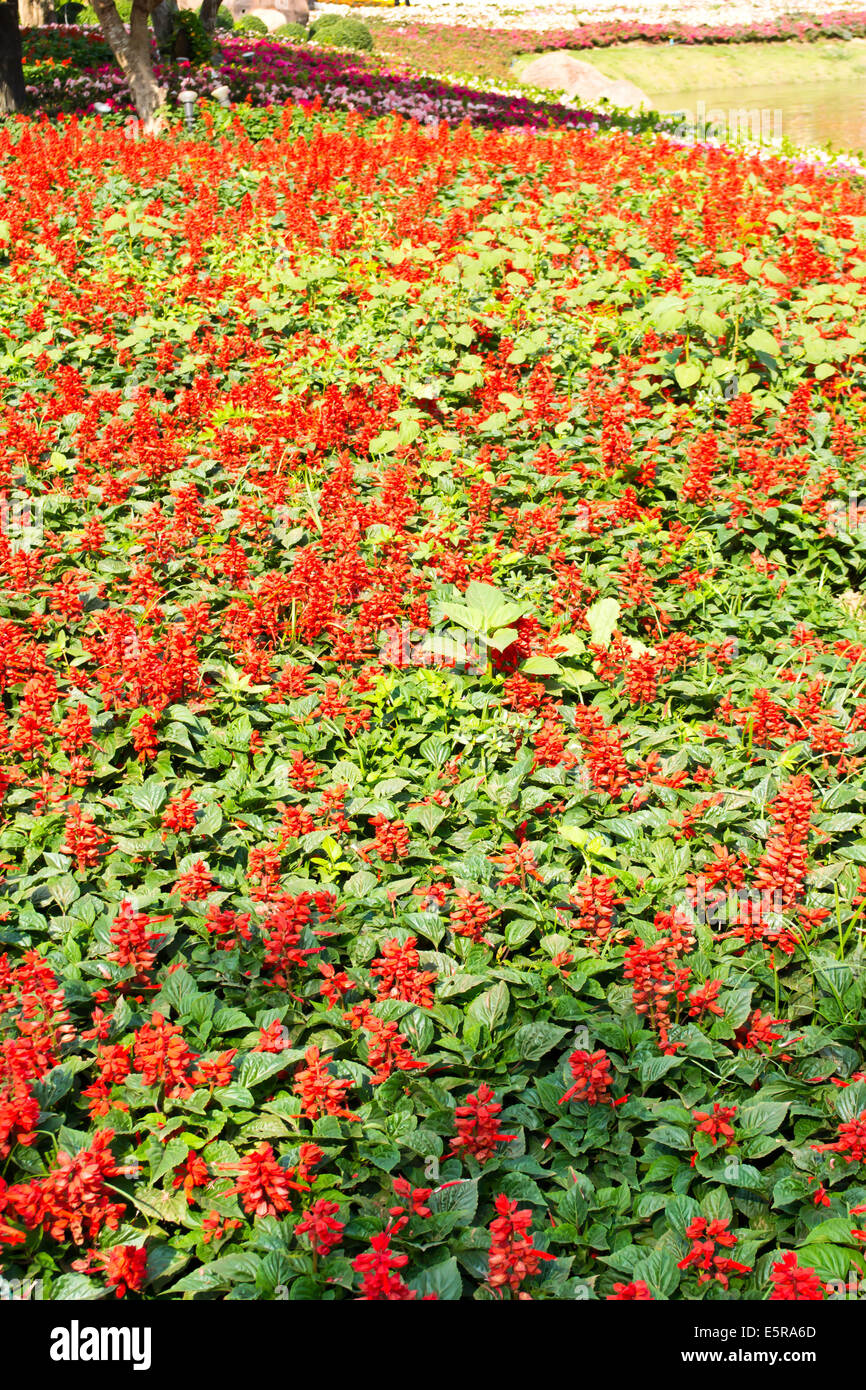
178 87 198 129
212 84 231 108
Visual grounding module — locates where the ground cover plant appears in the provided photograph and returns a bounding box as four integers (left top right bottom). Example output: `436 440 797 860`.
2 99 866 1304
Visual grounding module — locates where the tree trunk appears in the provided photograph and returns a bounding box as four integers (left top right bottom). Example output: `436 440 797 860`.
18 0 52 25
90 0 166 131
0 1 26 113
151 0 175 45
198 0 219 33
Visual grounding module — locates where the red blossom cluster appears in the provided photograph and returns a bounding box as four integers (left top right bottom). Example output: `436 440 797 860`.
352 1230 421 1301
559 1049 615 1107
487 1194 554 1295
72 1243 148 1298
132 1012 198 1098
219 1142 308 1218
677 1217 751 1289
769 1252 827 1301
370 935 437 1008
812 1111 866 1164
293 1045 357 1121
623 913 694 1053
450 1083 515 1166
566 875 623 949
296 1199 345 1256
105 900 169 989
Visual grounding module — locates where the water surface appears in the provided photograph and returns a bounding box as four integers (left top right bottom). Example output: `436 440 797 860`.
652 77 866 155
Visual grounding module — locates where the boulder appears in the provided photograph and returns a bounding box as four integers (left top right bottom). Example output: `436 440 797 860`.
243 5 297 28
518 53 650 111
225 0 309 23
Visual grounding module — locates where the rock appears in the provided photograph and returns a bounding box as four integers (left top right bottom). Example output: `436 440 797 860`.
224 0 309 24
518 53 650 111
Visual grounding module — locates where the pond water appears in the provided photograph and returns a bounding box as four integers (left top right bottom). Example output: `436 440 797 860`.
651 78 866 156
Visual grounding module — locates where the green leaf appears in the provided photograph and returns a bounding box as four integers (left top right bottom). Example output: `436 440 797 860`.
487 626 520 652
169 1252 261 1293
558 824 616 858
646 1124 693 1151
234 1051 301 1089
467 981 509 1033
152 968 200 1019
674 361 702 389
522 655 562 676
428 1178 478 1223
212 1007 253 1033
585 597 620 648
409 1257 462 1301
638 1055 682 1086
800 1217 863 1248
746 328 780 356
664 1194 701 1235
513 1021 569 1061
794 1243 860 1284
50 1273 105 1300
738 1101 789 1135
151 1137 189 1183
128 778 169 814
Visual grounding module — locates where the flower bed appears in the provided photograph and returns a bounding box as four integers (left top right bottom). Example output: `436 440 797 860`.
330 0 866 35
322 9 866 99
23 25 665 132
2 102 866 1301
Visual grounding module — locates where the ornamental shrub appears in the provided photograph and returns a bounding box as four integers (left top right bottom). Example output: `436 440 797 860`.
274 21 307 39
157 7 213 64
234 14 268 32
77 0 132 23
309 13 342 34
314 16 373 50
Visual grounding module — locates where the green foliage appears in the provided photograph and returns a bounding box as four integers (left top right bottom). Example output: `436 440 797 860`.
4 77 866 1310
77 0 133 23
158 7 214 65
273 21 306 41
308 13 342 33
234 13 267 32
312 15 373 51
215 5 235 27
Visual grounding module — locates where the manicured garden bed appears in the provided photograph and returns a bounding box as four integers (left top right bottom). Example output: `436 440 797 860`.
20 24 662 132
361 6 866 88
2 32 866 1305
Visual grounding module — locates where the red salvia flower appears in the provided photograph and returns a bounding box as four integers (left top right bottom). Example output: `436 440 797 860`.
559 1049 614 1106
607 1280 654 1300
692 1103 738 1149
769 1252 827 1301
450 1083 515 1166
220 1143 308 1218
293 1045 356 1121
132 1012 197 1098
296 1198 345 1256
370 936 437 1009
487 1194 554 1295
352 1229 419 1301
